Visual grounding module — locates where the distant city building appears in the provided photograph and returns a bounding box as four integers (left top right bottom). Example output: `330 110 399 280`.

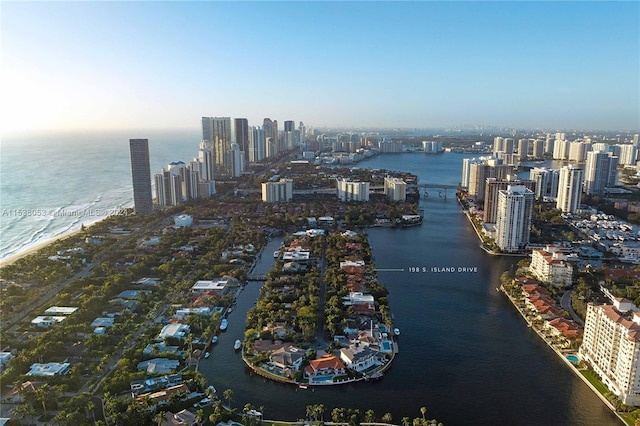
263 118 278 158
483 176 535 223
234 118 250 164
336 178 370 202
422 141 443 153
248 126 266 162
580 300 640 406
384 176 406 201
553 139 570 160
262 179 293 203
614 144 637 166
556 165 583 213
568 141 588 163
202 116 233 179
494 185 534 253
379 140 403 153
529 167 559 200
129 139 154 215
584 151 618 195
532 139 544 159
517 139 529 159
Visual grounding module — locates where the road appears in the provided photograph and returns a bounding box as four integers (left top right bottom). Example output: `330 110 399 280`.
561 290 585 326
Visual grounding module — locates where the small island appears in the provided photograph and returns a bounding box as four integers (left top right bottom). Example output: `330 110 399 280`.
242 229 398 386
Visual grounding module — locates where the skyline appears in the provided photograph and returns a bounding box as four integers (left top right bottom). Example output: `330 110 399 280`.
1 1 639 135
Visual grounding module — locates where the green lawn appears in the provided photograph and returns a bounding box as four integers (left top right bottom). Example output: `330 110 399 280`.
580 369 611 396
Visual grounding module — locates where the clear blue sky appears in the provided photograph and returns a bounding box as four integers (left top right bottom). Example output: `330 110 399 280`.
2 1 638 134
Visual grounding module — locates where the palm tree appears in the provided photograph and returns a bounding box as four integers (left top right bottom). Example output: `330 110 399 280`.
420 407 427 420
364 409 376 422
382 413 393 423
402 417 411 426
223 388 234 410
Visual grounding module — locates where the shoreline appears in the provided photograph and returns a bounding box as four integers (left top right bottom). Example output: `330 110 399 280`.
499 284 627 425
0 228 85 268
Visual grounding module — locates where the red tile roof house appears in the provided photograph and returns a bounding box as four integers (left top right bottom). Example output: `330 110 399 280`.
304 355 346 379
547 317 583 339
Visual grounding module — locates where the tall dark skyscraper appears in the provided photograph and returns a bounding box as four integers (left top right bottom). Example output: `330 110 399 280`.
129 139 153 215
234 118 249 164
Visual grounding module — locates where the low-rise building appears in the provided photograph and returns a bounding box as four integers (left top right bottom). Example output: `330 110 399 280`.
158 323 191 341
530 245 574 287
27 362 71 377
31 316 66 328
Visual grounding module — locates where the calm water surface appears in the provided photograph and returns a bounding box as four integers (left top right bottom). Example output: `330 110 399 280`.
200 153 620 425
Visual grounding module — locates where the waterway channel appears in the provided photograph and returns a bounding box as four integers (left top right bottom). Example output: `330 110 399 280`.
200 153 620 425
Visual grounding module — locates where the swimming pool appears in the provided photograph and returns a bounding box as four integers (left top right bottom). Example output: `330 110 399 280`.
567 355 579 363
381 341 392 351
311 376 333 383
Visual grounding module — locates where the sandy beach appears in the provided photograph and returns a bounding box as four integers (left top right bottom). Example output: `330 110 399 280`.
0 228 85 268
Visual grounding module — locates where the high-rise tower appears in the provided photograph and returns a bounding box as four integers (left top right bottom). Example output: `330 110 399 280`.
202 117 233 179
495 185 534 253
129 139 153 215
556 165 584 213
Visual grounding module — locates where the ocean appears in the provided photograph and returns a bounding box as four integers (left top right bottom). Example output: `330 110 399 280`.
0 129 199 260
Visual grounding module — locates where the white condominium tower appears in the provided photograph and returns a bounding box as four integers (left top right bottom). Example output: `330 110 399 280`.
494 185 534 253
262 179 293 203
556 165 583 213
579 300 640 406
584 151 618 195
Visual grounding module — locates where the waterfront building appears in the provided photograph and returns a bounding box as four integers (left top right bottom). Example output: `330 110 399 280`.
556 165 583 213
579 300 640 406
614 144 637 166
584 151 618 195
495 185 534 253
529 167 559 200
461 157 482 189
517 139 529 159
379 140 403 153
532 139 544 159
129 139 153 215
544 135 554 156
467 161 513 202
483 177 536 223
568 141 588 163
503 138 515 155
336 178 370 202
262 179 293 203
529 245 573 287
422 141 443 153
384 176 406 201
553 139 570 160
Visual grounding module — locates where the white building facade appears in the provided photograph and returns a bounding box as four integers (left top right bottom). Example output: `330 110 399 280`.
579 301 640 406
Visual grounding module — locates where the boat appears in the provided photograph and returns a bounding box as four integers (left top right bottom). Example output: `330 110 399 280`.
220 319 228 331
228 307 233 313
204 352 210 359
274 250 280 258
207 385 216 394
298 384 308 390
211 336 218 344
234 339 242 350
394 327 401 336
